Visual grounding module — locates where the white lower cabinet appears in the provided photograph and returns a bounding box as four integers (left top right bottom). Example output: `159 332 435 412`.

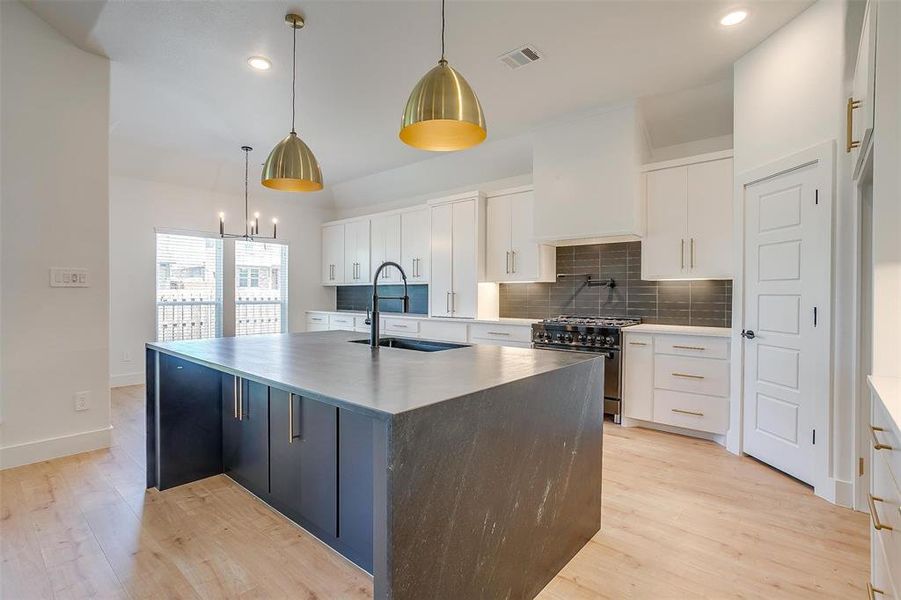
306 312 330 332
870 381 901 598
419 320 468 343
623 329 730 436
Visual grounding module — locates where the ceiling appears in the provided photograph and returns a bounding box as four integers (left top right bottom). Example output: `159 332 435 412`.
27 0 813 194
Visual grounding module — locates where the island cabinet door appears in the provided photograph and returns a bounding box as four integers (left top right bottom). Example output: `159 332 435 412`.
221 375 269 497
337 408 374 573
269 388 338 538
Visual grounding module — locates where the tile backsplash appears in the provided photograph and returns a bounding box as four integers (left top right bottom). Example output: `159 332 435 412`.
336 284 429 315
499 242 732 327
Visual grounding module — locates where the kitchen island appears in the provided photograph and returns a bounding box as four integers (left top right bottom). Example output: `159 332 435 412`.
146 330 604 600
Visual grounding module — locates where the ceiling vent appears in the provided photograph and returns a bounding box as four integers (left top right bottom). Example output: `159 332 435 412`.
498 45 542 70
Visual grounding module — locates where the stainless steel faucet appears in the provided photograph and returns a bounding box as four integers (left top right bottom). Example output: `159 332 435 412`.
367 261 409 348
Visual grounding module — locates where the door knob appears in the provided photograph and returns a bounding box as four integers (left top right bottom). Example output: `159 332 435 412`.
741 329 756 339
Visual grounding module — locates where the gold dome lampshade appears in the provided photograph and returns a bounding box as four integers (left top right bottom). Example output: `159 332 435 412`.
399 0 486 152
262 131 323 191
400 59 486 151
262 12 323 192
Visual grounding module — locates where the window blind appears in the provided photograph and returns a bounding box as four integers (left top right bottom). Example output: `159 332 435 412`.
156 233 223 341
235 240 289 336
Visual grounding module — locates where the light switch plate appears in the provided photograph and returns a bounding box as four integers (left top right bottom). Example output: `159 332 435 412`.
50 268 89 287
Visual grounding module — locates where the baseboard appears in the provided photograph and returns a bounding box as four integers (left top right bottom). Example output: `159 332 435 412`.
110 371 144 388
818 476 854 508
619 417 726 446
0 425 113 470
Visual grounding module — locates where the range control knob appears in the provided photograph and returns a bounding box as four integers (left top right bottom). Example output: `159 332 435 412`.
564 333 573 343
578 334 587 343
605 335 616 346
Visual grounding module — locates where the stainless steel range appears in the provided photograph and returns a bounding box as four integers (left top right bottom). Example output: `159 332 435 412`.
532 316 640 424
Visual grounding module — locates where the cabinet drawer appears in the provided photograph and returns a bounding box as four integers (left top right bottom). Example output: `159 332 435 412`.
655 335 729 360
329 314 356 331
871 451 901 592
384 318 420 335
469 323 531 344
306 313 329 326
654 355 729 397
420 320 468 343
653 389 729 434
873 396 901 491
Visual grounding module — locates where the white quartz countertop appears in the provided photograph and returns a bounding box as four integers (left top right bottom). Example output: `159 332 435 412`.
623 324 733 337
869 375 901 430
307 309 539 327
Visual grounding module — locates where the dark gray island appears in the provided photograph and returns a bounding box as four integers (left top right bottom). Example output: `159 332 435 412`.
146 330 604 599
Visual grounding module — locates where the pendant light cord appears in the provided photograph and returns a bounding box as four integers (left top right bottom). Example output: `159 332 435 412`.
291 17 297 134
440 0 446 61
244 147 250 235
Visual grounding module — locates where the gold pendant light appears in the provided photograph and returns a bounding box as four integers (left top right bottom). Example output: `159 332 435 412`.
399 0 486 151
262 13 323 192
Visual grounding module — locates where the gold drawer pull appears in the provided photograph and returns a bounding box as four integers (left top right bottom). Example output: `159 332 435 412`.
672 372 705 380
672 408 704 417
629 341 648 346
867 494 893 531
871 425 894 451
867 582 885 599
847 97 861 153
673 344 706 351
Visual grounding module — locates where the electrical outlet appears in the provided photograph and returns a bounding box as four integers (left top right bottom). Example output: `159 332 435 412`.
74 391 90 411
122 351 132 362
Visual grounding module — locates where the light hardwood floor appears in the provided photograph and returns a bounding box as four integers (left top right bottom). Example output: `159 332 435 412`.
1 385 868 599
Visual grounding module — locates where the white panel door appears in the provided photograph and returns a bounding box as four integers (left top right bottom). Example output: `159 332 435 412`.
344 219 370 284
642 167 688 280
509 190 539 281
687 158 733 278
742 162 826 486
321 225 344 285
486 194 512 282
371 214 401 283
452 200 478 318
430 203 454 317
401 208 430 282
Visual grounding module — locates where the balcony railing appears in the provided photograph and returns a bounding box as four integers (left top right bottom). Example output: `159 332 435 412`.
156 300 220 341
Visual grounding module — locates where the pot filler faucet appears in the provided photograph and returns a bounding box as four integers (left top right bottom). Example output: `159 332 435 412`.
366 261 410 348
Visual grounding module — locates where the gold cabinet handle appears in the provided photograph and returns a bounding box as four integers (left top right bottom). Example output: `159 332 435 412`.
511 250 516 273
672 408 704 417
690 238 695 268
233 377 239 420
673 344 706 351
505 251 510 274
629 341 648 346
871 425 894 451
486 331 511 336
672 372 705 380
847 97 862 153
867 494 893 531
867 582 885 599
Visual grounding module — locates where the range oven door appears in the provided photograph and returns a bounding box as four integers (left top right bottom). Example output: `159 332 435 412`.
532 343 622 401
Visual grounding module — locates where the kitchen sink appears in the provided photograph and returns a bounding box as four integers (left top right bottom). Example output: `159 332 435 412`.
349 337 469 352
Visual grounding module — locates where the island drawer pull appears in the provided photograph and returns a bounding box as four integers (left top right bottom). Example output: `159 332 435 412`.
867 494 893 531
871 425 894 450
486 331 511 336
672 372 705 380
288 394 302 443
629 341 648 346
868 582 885 599
233 377 239 420
672 344 706 351
671 408 704 417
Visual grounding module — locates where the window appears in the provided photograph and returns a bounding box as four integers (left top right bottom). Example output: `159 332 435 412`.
235 240 288 336
156 233 223 341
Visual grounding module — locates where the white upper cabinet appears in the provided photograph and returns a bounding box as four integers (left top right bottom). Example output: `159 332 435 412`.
532 104 648 244
429 192 485 319
370 214 402 283
849 0 877 179
344 219 370 284
321 224 345 285
641 153 733 280
486 187 555 282
401 208 430 283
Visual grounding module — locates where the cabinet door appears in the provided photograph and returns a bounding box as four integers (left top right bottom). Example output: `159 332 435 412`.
486 194 512 282
321 225 344 285
642 167 688 280
509 190 540 281
270 389 338 537
452 200 478 318
850 1 876 176
338 408 374 573
354 220 371 283
222 376 269 497
370 214 401 283
401 208 430 282
686 159 733 278
344 220 370 284
622 334 654 421
430 203 454 317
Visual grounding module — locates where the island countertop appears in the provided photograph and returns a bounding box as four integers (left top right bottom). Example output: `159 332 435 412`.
147 330 597 420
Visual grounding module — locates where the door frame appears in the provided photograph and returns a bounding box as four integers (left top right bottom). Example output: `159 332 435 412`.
727 140 837 503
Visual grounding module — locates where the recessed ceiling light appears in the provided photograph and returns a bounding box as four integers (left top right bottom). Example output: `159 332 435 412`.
247 56 272 71
720 10 748 26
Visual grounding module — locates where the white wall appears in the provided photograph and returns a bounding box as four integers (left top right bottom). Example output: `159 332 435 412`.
733 0 853 491
0 1 112 468
109 175 334 385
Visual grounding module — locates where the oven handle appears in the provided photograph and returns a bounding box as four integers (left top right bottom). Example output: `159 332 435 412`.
533 344 617 359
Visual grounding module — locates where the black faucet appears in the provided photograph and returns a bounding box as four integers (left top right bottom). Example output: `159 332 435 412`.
368 261 409 348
